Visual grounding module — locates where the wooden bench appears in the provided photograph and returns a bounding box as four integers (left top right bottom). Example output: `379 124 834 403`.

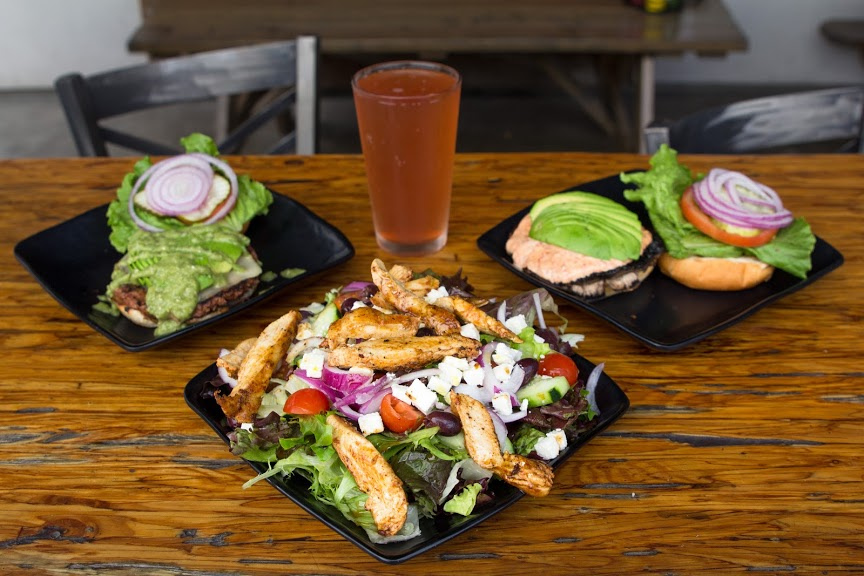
128 0 748 150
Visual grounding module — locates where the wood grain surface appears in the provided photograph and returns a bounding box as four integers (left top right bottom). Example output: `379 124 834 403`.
1 152 862 575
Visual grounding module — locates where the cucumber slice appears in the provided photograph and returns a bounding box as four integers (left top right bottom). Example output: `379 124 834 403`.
516 375 571 408
310 302 339 337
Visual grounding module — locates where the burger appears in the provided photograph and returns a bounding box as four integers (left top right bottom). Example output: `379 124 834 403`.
621 145 816 291
506 191 662 298
99 133 273 335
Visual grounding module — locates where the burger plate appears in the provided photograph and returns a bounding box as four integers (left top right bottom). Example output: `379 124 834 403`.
476 173 844 352
14 191 354 351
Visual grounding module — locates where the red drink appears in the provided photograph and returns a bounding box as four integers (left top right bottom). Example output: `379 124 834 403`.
352 62 461 255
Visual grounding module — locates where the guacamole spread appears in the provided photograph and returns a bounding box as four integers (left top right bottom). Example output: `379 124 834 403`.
106 224 262 335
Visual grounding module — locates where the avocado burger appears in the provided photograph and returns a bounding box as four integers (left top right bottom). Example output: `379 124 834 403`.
506 191 662 298
621 145 816 291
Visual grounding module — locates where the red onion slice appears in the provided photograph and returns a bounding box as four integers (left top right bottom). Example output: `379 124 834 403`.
126 153 240 232
693 168 793 230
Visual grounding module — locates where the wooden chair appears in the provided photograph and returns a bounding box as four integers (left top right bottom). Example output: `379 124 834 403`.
644 86 864 155
54 37 319 156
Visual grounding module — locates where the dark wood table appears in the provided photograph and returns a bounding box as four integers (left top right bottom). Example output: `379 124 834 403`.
3 152 861 574
128 0 748 150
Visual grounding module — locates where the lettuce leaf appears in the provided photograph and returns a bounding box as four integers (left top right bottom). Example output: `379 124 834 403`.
234 413 375 532
620 145 815 278
106 133 272 253
442 483 483 516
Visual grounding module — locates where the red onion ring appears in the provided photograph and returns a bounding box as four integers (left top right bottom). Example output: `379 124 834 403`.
126 153 239 232
693 168 793 230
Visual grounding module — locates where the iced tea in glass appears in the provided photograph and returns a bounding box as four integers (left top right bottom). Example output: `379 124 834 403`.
352 61 461 255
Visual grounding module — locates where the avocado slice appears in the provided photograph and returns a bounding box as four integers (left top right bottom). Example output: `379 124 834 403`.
528 191 643 261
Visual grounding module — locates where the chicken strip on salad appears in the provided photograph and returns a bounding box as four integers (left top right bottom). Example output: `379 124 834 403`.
327 414 408 536
328 334 481 372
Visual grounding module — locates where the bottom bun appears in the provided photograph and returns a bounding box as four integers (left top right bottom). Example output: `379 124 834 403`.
658 253 774 291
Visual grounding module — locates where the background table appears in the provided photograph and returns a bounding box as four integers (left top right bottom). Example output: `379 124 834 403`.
2 152 862 574
128 0 748 150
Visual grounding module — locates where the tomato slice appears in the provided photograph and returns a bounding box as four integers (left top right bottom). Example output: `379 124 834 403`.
379 393 424 433
680 187 778 248
538 353 579 386
283 388 330 415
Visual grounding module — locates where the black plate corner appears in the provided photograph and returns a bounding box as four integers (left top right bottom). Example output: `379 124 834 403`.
477 173 844 351
184 353 629 563
14 192 354 351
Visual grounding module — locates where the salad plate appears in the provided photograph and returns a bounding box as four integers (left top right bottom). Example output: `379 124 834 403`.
184 353 629 564
14 192 354 351
477 173 844 351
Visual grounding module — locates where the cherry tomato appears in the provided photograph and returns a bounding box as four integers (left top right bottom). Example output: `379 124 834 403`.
283 388 330 415
379 393 424 433
680 187 778 248
538 353 579 386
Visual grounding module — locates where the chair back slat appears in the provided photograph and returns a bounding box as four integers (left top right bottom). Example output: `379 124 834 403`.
54 38 318 157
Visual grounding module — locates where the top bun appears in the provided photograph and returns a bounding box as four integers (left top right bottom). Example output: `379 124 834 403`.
658 253 774 291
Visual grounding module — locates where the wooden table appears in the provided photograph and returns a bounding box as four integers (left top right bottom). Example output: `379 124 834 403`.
128 0 748 150
2 153 862 574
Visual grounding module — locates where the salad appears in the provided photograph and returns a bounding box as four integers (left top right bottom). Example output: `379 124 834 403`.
207 259 604 542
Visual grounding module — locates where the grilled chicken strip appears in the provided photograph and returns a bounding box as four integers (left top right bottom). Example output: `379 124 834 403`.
328 335 481 372
216 337 257 379
435 295 522 343
215 310 301 423
495 453 555 497
449 391 554 497
370 259 460 335
327 414 408 536
325 306 421 348
449 391 505 469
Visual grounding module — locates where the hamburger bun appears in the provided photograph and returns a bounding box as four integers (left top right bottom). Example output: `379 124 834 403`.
658 253 774 291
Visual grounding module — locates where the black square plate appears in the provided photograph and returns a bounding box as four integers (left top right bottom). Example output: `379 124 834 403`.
477 173 844 351
14 193 354 351
184 354 629 564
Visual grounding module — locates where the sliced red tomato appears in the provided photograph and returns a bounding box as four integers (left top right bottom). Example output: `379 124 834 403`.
680 187 778 248
283 388 330 415
380 393 424 433
538 353 579 386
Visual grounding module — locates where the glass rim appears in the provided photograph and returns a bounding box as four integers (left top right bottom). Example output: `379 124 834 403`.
351 60 462 99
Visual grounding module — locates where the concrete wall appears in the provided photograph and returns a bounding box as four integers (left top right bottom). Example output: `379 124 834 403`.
1 0 862 89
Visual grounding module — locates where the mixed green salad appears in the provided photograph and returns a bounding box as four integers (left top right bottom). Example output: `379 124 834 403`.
206 268 604 542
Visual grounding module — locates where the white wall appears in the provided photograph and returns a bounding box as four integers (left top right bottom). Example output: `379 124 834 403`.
0 0 144 88
1 0 863 89
656 0 864 85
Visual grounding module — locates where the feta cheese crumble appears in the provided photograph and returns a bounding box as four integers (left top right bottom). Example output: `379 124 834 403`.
534 435 561 460
504 314 529 334
358 412 385 435
491 392 514 415
492 342 522 366
534 429 568 459
425 286 449 304
298 348 327 378
460 322 481 341
461 361 485 387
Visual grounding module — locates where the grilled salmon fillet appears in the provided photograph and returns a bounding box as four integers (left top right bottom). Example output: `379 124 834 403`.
370 259 460 335
506 214 660 298
325 306 420 348
215 310 301 423
449 391 554 497
327 414 408 536
328 335 481 372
